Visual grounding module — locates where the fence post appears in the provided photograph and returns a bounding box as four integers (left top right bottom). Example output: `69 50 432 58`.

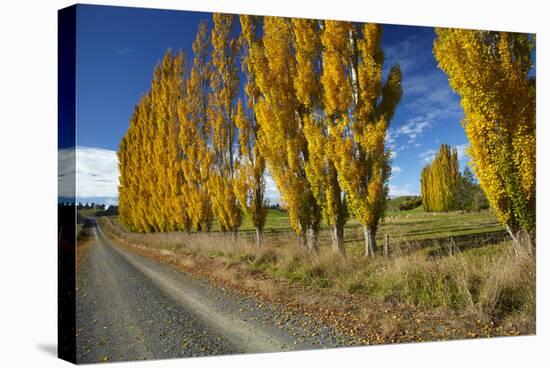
384 234 389 258
449 237 455 256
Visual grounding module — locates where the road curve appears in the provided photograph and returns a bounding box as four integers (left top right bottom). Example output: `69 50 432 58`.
76 218 354 363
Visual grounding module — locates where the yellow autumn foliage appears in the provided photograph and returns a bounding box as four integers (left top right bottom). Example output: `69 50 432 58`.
434 29 535 241
119 15 402 258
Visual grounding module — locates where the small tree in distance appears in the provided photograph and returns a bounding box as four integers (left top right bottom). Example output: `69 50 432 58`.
421 144 459 212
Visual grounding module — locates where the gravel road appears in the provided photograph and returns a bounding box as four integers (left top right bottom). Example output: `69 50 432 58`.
76 218 357 363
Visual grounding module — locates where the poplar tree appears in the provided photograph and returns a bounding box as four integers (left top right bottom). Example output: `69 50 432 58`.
294 18 348 256
252 16 322 251
137 95 156 232
119 93 157 232
149 51 189 232
322 22 402 256
181 20 214 232
149 57 170 231
420 165 435 212
234 15 268 246
166 51 190 232
420 144 459 212
209 13 242 237
234 100 268 245
118 111 136 230
119 51 189 233
434 30 536 253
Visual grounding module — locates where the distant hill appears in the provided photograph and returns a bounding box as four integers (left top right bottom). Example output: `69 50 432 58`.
387 196 423 212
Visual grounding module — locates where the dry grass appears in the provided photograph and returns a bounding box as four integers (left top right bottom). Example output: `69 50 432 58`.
76 221 96 268
100 216 535 337
76 239 92 268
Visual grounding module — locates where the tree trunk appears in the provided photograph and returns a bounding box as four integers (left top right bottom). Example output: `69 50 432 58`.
308 227 319 252
231 228 238 242
255 227 262 247
300 229 308 250
364 226 376 257
506 225 536 257
506 224 520 257
330 224 346 257
524 230 534 255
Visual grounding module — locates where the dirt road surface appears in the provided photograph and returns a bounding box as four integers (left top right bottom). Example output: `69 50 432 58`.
76 218 356 363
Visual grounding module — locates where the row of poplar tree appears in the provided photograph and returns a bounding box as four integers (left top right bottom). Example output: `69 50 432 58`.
118 14 403 257
420 144 489 212
119 14 536 257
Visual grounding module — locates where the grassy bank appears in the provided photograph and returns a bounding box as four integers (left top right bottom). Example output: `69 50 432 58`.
99 213 535 342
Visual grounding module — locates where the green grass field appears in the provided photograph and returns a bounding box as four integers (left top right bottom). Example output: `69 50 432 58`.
219 199 503 244
105 196 504 253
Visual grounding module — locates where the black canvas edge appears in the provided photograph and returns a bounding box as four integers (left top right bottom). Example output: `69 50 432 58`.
58 4 77 364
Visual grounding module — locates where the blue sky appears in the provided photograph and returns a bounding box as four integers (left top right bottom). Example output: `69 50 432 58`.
63 4 472 205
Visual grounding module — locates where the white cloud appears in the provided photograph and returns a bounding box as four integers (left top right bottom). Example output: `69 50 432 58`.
384 33 460 108
384 34 464 154
403 73 460 109
397 118 431 139
58 146 119 200
418 144 469 166
419 149 437 164
385 131 396 145
101 197 119 207
263 171 281 205
384 34 431 76
455 143 469 161
391 166 402 179
389 184 418 198
386 131 398 155
117 48 133 56
388 112 437 149
393 44 462 121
